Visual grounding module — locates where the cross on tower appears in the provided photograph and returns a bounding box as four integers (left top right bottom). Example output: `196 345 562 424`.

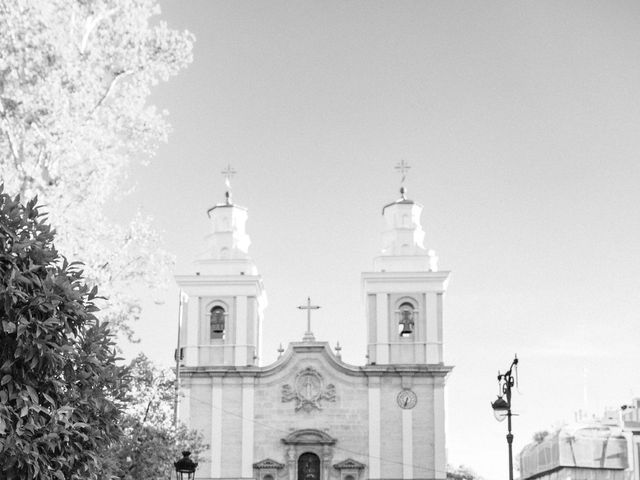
297 297 320 342
221 164 237 204
394 159 411 185
221 163 237 187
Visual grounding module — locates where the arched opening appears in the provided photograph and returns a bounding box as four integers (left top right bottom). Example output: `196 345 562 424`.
298 452 320 480
210 306 226 339
344 475 355 480
398 302 415 337
263 475 274 480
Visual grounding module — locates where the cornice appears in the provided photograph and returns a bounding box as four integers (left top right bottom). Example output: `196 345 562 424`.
362 270 451 282
174 274 263 286
180 343 454 379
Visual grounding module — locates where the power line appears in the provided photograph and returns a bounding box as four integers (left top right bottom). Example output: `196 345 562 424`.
180 391 450 477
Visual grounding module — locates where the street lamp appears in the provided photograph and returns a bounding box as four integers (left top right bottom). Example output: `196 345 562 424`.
491 355 519 480
174 451 198 480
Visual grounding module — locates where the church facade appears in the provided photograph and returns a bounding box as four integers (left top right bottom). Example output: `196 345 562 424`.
175 181 453 480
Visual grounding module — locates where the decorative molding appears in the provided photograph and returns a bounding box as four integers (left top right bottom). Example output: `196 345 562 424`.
281 367 336 412
333 459 366 470
253 458 285 470
281 428 337 446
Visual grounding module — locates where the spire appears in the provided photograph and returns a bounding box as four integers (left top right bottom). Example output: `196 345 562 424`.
375 161 438 272
198 166 256 274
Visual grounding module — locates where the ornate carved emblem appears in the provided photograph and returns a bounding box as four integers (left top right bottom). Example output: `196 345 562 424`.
281 367 336 412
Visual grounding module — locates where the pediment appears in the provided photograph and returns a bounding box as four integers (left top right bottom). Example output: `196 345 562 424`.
281 428 337 445
333 458 366 470
253 458 285 469
260 341 365 378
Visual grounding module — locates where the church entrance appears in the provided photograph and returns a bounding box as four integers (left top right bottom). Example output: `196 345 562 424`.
298 452 320 480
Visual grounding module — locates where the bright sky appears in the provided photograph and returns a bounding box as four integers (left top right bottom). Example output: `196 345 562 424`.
114 2 640 479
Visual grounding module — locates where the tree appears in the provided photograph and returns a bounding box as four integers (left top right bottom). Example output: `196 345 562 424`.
0 0 194 340
447 465 484 480
0 187 125 479
533 430 550 443
99 354 206 480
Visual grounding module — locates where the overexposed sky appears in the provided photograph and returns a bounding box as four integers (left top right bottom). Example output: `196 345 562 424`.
114 2 640 479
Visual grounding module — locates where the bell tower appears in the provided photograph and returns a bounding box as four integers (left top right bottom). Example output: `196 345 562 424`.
362 163 450 365
175 167 267 367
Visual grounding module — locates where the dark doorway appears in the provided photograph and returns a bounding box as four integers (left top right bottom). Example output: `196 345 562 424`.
298 452 320 480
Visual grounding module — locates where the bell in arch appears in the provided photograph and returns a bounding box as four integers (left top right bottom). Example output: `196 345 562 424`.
398 302 415 336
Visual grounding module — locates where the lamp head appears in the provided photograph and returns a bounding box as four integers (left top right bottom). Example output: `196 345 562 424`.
491 396 510 422
174 451 198 480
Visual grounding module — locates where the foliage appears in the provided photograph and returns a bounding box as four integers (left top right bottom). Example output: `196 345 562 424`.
99 354 206 480
0 187 125 479
533 430 550 443
447 464 484 480
0 0 194 340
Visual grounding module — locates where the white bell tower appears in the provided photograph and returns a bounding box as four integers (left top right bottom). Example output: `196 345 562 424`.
175 167 267 367
362 165 450 365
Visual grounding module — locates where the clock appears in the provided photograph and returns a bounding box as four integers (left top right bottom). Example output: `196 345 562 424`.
397 389 417 409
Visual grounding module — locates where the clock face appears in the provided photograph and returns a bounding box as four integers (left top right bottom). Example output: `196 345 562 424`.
397 389 417 409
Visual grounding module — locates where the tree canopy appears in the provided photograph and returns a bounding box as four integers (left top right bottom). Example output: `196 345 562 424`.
0 186 124 479
99 354 206 480
447 464 485 480
0 0 194 339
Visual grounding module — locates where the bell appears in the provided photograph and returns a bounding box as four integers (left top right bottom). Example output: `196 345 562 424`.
399 309 414 336
400 322 413 336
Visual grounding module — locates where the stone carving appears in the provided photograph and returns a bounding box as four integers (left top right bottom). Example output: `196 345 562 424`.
333 458 366 470
281 367 336 412
253 458 286 470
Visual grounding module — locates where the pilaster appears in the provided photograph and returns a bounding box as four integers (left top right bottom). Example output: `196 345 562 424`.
185 298 199 366
433 378 446 479
402 408 413 479
235 295 248 365
211 378 223 478
375 294 389 364
368 377 381 478
241 376 255 477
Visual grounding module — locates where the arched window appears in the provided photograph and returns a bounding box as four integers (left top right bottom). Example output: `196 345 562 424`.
210 306 226 339
398 302 415 337
263 475 274 480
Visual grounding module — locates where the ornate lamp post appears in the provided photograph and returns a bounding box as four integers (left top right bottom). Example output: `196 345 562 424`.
174 451 198 480
491 355 519 480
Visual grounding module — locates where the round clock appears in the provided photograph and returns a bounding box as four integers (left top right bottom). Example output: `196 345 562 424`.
397 389 417 409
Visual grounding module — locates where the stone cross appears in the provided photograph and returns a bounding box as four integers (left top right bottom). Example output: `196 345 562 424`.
298 297 320 342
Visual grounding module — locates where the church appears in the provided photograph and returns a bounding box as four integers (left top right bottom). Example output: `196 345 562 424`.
175 170 453 480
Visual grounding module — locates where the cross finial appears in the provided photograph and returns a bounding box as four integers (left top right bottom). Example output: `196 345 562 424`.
221 164 237 204
297 297 320 342
222 163 236 186
395 160 411 184
394 160 411 200
277 343 285 359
